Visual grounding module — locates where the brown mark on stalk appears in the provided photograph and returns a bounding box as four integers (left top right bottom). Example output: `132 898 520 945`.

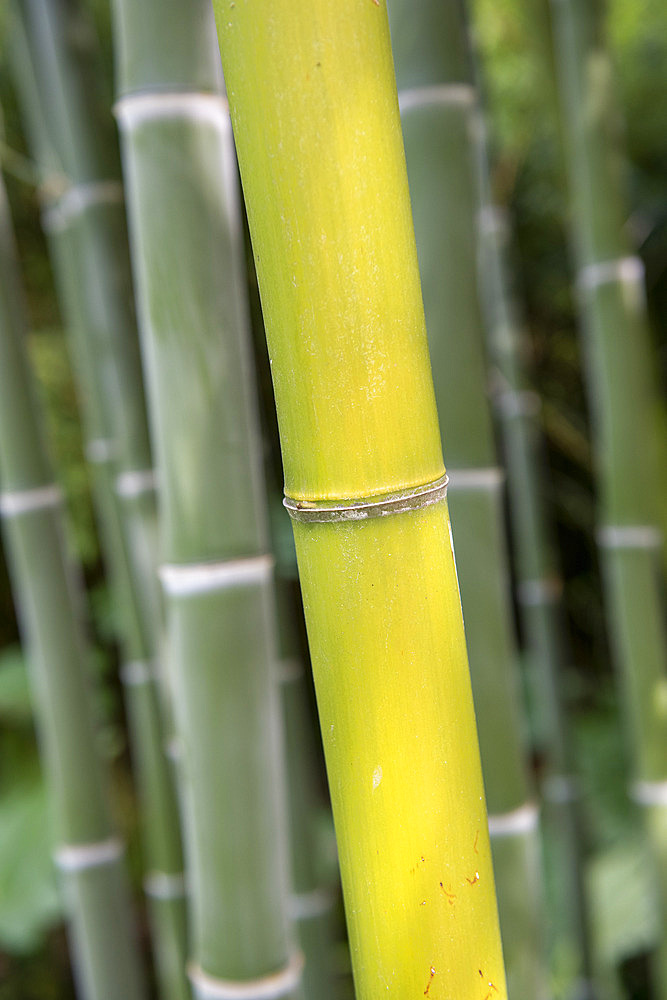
371 0 380 6
473 830 479 854
466 871 480 886
424 967 436 996
479 969 499 998
439 882 456 905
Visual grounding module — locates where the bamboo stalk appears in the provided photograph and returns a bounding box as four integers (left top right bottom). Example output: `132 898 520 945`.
9 7 189 997
213 5 507 998
473 111 596 997
387 1 549 995
111 2 300 996
548 0 667 989
0 169 147 1000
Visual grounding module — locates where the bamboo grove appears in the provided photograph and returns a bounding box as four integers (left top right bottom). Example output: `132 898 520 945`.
0 1 664 999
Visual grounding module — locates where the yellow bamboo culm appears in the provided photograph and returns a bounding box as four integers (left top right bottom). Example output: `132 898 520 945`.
213 3 507 997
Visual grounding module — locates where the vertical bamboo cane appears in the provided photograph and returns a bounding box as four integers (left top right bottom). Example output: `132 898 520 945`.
387 1 548 995
111 2 301 996
473 110 595 996
10 8 189 997
0 170 147 1000
213 5 507 999
548 0 667 988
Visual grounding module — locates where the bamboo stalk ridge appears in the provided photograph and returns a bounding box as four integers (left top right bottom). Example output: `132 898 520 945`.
0 171 147 1000
111 2 302 996
473 110 595 996
387 1 549 995
213 4 507 999
548 0 667 987
10 7 190 998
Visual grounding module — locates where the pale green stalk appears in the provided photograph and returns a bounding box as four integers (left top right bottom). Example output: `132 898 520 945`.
548 0 667 990
10 6 189 996
111 2 299 996
0 168 146 1000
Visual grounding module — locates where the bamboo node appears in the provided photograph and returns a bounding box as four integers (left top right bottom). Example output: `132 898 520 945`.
446 467 504 491
42 181 124 231
0 484 63 517
160 555 273 597
631 780 667 807
398 84 476 114
577 255 644 293
516 576 563 606
54 837 124 872
188 951 304 1000
115 467 158 498
283 476 448 523
114 92 230 130
121 659 157 687
144 870 188 900
85 438 117 464
487 802 539 838
597 525 662 549
289 887 335 920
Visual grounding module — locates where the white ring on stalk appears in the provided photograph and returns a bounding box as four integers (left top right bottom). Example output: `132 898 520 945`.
114 91 230 130
477 204 510 238
488 802 539 837
121 660 157 687
0 484 63 517
188 951 304 1000
542 774 581 804
398 84 477 113
289 888 335 921
284 475 449 523
495 388 541 419
598 525 662 549
516 576 563 606
144 871 187 900
446 467 504 490
57 181 124 222
160 555 274 597
54 837 124 871
577 254 644 291
631 780 667 806
116 468 158 498
85 438 117 463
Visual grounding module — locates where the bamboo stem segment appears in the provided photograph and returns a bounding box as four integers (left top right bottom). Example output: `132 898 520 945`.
0 170 147 1000
213 4 507 998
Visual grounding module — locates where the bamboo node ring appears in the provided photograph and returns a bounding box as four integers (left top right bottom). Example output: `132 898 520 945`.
144 870 188 900
54 837 124 872
398 84 476 114
289 887 335 920
160 555 274 596
188 951 304 1000
284 475 449 523
597 524 662 549
577 255 644 292
121 659 157 687
487 802 539 838
631 780 667 807
114 92 230 129
0 484 63 517
115 467 158 498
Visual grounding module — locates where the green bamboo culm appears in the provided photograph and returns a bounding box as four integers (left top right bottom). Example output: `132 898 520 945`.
111 2 301 996
10 6 189 998
387 1 548 995
213 4 507 999
548 0 667 990
0 171 147 1000
473 114 595 997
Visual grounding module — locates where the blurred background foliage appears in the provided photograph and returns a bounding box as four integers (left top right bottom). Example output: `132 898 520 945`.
0 0 664 996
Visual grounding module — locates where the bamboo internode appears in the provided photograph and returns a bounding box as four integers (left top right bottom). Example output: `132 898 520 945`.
214 3 507 997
